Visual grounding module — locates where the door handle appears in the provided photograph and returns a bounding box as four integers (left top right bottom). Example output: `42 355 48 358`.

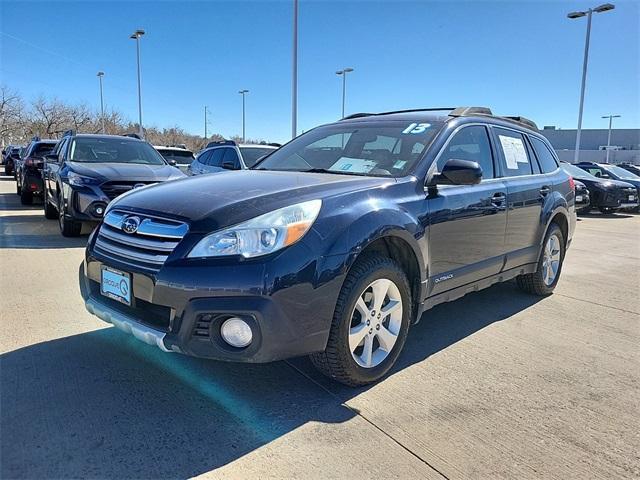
539 186 551 196
491 192 507 208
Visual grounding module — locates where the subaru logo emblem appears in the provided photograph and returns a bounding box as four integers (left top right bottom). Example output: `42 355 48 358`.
121 216 141 234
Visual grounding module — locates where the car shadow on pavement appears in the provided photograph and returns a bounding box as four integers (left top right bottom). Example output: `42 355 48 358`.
0 215 88 248
0 192 43 211
0 282 542 479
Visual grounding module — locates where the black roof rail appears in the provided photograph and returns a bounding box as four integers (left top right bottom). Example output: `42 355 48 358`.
501 116 539 131
62 129 75 138
206 140 236 148
449 107 493 117
267 142 282 148
31 135 41 142
342 108 456 121
123 133 142 139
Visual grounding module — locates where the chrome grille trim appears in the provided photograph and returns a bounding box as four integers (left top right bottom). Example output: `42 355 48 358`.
104 210 188 239
95 210 189 272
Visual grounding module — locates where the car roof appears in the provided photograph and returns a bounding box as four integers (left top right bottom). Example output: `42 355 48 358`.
154 146 193 152
72 133 143 141
238 144 277 149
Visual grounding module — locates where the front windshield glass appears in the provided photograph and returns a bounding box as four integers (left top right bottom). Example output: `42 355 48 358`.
606 165 639 180
254 121 443 177
562 163 596 179
157 149 195 164
240 147 276 167
69 137 166 165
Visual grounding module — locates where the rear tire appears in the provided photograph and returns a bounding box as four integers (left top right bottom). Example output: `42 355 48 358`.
20 187 33 205
310 254 412 386
599 207 616 215
516 223 565 296
44 197 58 219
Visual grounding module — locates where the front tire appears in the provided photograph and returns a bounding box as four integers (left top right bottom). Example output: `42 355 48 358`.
310 254 412 386
516 223 565 296
58 193 81 237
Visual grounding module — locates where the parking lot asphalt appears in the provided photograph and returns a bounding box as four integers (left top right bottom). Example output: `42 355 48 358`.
1 174 638 479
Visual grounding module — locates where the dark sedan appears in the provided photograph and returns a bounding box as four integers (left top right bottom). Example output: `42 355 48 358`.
575 162 640 212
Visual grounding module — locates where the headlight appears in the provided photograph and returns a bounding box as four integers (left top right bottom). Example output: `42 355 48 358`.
188 199 322 258
67 172 101 186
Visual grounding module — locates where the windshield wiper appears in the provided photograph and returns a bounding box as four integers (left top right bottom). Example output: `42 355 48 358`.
301 168 368 176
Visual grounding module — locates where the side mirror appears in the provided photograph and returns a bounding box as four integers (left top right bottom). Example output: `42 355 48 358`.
221 161 239 170
44 153 59 163
431 159 483 186
167 159 177 166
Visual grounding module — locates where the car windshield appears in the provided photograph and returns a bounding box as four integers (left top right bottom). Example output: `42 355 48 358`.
157 149 195 164
69 137 166 165
254 121 443 177
606 165 639 180
239 147 276 167
562 163 597 179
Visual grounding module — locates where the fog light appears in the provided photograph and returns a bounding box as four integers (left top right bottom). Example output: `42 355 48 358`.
96 206 104 215
220 317 252 348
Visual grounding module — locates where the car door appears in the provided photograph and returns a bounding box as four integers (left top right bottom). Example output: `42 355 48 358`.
427 124 508 296
45 138 66 203
491 126 547 269
202 148 225 174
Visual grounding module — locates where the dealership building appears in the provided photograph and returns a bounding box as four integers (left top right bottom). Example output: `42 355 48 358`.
539 127 640 164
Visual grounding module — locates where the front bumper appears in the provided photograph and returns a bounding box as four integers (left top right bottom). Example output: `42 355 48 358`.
79 240 346 362
63 184 110 222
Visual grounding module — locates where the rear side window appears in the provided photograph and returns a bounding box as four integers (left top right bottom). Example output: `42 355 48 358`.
530 136 559 173
437 125 494 179
222 148 240 168
196 150 212 165
207 148 225 167
32 143 56 158
494 128 532 177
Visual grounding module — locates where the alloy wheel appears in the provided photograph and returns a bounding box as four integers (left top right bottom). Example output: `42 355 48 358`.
542 234 561 286
349 278 403 368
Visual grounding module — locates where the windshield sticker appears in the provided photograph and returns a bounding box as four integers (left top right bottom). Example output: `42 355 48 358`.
402 123 431 134
498 135 528 169
393 160 407 169
330 157 377 173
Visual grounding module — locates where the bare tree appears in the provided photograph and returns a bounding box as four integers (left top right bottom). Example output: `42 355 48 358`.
0 85 25 145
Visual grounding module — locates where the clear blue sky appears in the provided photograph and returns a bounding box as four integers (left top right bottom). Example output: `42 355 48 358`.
1 0 638 143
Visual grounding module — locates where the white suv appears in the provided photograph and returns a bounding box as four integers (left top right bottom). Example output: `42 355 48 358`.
189 141 277 176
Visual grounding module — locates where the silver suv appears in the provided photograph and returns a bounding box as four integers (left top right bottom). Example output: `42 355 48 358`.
188 141 277 176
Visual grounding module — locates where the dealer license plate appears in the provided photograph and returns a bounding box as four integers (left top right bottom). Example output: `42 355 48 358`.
100 266 131 305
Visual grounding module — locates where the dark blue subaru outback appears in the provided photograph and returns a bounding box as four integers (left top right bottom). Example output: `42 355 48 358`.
80 107 576 386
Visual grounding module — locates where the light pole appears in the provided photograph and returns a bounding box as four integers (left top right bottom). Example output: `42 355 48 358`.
335 67 354 119
602 114 621 163
239 90 249 142
567 3 615 163
291 0 298 139
96 71 105 133
204 106 209 140
130 29 145 139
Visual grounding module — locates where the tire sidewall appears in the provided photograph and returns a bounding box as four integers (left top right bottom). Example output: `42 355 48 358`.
335 260 412 384
538 224 565 292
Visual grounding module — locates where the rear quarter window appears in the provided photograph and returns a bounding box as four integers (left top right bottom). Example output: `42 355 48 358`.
530 136 559 173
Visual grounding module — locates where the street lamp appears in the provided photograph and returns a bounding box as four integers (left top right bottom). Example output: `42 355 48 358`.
96 71 105 133
567 3 615 163
335 67 354 119
602 114 621 163
130 28 145 138
238 90 249 142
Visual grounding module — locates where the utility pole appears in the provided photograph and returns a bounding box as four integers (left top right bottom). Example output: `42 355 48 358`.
204 106 208 139
96 71 105 133
238 90 249 142
130 29 146 138
291 0 298 139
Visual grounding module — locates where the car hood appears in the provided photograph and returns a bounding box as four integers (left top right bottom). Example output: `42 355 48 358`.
67 162 184 182
574 175 634 190
110 170 394 227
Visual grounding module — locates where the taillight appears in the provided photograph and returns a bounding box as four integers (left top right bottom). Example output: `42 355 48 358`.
568 176 575 191
25 158 34 167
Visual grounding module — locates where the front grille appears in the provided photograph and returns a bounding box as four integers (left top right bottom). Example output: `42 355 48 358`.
620 188 637 202
93 210 188 272
100 181 155 200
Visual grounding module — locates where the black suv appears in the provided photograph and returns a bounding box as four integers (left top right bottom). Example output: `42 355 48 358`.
561 162 638 214
575 162 640 211
15 138 57 204
3 145 22 176
80 107 576 386
43 132 185 237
